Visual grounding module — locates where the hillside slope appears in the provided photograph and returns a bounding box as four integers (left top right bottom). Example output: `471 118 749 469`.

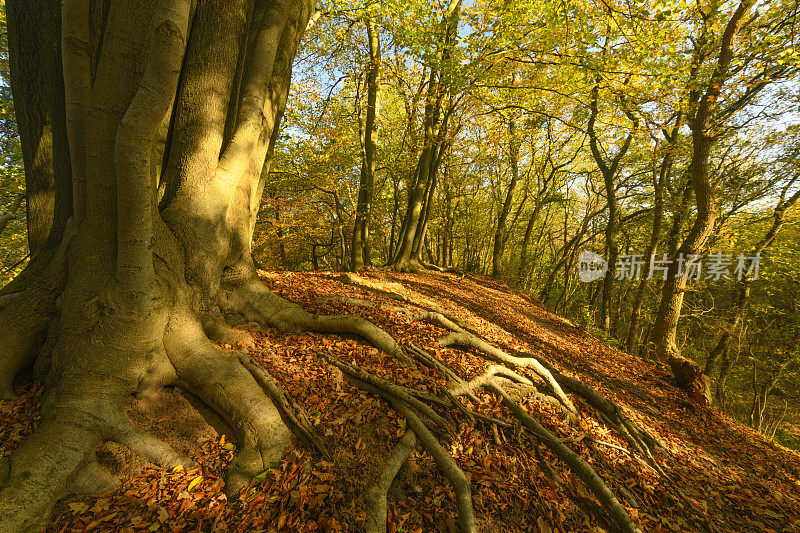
2 270 799 532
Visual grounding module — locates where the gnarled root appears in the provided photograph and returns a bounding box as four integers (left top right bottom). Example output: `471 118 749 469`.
438 331 580 419
364 430 417 533
338 273 463 325
489 382 642 533
418 261 460 274
202 310 256 349
164 310 292 496
239 354 331 460
322 352 476 532
321 352 453 435
413 311 466 334
223 276 414 366
394 403 476 533
517 351 666 467
0 381 192 533
417 345 641 533
0 416 102 532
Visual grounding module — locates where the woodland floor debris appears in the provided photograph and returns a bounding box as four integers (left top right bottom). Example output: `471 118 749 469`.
1 269 799 532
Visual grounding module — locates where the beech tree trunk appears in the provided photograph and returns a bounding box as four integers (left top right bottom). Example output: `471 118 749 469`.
390 0 460 272
587 81 637 333
625 121 679 354
0 1 409 529
350 14 380 272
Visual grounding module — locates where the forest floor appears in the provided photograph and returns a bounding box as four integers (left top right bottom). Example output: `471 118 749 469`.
2 269 800 532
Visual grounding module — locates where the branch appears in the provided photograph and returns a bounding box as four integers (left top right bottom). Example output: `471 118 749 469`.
0 194 24 236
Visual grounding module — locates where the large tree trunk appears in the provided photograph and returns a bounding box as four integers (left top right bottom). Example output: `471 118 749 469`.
651 1 753 402
5 0 73 260
350 14 380 272
0 1 410 529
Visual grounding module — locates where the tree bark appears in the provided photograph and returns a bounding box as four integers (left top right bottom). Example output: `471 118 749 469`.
651 0 754 401
491 117 520 278
587 81 637 333
0 2 410 528
351 13 380 272
390 0 461 272
625 120 680 354
5 0 73 260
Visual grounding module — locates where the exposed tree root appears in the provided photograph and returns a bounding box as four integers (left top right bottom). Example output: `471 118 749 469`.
392 402 476 533
0 416 102 532
0 241 69 400
416 301 664 470
516 351 666 468
410 335 644 532
418 260 461 274
164 309 292 496
413 311 466 334
364 430 417 533
224 275 414 365
337 273 465 326
108 411 192 469
321 352 453 435
390 258 424 273
406 342 480 403
411 312 577 420
202 312 256 349
317 295 375 308
490 382 642 533
438 331 580 419
238 353 331 460
318 350 476 532
68 459 121 495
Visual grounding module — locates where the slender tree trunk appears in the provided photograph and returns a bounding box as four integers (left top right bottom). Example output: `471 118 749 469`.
391 0 460 272
625 122 679 353
586 82 637 333
704 187 800 377
491 117 520 278
351 14 380 272
518 200 541 284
